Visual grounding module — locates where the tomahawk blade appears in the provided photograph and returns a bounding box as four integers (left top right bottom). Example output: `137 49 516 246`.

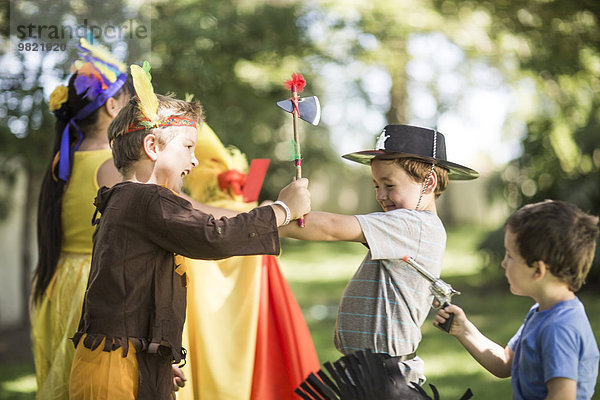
276 96 321 126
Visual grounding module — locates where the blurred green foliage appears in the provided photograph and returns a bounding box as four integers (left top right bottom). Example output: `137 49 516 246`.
2 0 599 217
150 0 342 201
426 1 600 284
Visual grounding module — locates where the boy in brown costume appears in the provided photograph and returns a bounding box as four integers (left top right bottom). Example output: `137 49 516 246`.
69 64 310 399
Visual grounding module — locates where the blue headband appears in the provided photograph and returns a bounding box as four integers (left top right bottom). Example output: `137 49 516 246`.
57 72 127 182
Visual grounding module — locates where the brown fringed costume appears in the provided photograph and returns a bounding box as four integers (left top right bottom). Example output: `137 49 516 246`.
71 182 280 399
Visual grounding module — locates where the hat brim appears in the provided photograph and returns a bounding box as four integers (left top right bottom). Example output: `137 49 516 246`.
342 150 479 180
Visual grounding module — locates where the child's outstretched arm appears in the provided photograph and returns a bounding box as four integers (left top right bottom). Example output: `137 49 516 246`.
279 211 365 242
434 304 513 378
271 178 311 227
179 178 312 221
180 192 239 218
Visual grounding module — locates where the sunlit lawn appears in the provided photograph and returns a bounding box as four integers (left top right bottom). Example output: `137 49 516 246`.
2 225 599 399
0 364 36 400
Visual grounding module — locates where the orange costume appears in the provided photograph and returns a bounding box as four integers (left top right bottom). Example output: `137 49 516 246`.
177 124 320 400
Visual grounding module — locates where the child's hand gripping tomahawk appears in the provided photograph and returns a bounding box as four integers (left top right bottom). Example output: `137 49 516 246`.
402 256 460 333
277 73 321 227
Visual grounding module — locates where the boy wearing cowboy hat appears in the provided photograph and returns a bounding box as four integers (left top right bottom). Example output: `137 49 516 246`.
280 124 478 385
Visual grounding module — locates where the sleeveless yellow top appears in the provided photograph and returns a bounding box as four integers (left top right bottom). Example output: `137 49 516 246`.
61 149 113 253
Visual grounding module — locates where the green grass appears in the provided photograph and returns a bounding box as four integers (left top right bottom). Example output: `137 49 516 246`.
2 226 599 398
0 364 36 400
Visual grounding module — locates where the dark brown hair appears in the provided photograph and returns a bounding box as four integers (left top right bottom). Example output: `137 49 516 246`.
108 94 204 174
505 200 599 292
33 74 130 302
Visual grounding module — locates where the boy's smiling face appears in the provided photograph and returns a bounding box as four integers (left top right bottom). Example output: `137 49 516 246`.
501 228 534 297
371 159 423 212
154 126 198 193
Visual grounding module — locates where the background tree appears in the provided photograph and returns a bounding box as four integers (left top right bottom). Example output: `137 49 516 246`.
430 0 600 284
0 0 149 324
4 0 599 328
1 0 67 324
150 0 341 201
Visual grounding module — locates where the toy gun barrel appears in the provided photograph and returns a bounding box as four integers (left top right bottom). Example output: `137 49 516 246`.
402 255 460 333
402 255 438 283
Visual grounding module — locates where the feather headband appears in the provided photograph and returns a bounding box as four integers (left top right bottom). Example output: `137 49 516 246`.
121 61 197 135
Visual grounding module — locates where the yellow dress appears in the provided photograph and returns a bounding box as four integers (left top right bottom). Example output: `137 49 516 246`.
30 149 112 400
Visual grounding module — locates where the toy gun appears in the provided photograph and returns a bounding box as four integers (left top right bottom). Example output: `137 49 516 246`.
402 256 460 333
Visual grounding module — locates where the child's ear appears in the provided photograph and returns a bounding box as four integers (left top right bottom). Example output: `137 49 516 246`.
143 134 159 161
424 169 438 194
104 97 121 118
531 261 548 281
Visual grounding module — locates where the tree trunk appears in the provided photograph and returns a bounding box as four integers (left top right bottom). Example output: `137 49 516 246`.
385 39 409 124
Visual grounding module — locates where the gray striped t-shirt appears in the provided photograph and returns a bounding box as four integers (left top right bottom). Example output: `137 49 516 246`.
334 209 446 357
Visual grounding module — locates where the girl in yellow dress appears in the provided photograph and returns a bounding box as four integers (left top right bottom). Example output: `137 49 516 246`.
30 39 130 400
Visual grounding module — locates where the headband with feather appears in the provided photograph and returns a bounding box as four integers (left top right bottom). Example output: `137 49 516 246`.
123 61 197 135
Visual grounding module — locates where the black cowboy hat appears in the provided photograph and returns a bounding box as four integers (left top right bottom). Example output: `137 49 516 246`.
342 125 479 180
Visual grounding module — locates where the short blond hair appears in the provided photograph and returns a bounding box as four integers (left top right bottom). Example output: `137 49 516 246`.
395 158 449 198
108 94 204 174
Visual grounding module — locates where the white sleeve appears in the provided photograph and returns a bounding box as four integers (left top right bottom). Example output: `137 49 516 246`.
355 209 445 262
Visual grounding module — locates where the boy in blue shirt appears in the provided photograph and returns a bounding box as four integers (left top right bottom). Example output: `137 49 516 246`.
436 200 599 399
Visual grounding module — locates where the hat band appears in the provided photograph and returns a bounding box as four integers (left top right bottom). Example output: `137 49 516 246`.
415 130 438 211
124 116 197 135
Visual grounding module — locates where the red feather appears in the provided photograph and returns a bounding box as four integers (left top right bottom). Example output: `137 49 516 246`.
283 73 306 93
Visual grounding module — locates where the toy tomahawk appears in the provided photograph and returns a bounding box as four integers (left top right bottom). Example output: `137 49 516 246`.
277 73 321 227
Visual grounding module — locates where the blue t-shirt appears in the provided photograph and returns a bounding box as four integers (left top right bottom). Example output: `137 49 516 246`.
508 297 599 400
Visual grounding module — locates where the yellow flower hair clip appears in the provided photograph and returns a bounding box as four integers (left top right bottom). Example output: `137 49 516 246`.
49 85 68 111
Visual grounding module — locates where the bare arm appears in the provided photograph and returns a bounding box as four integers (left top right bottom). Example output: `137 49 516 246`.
97 158 122 188
279 211 365 242
545 378 576 400
435 305 513 378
